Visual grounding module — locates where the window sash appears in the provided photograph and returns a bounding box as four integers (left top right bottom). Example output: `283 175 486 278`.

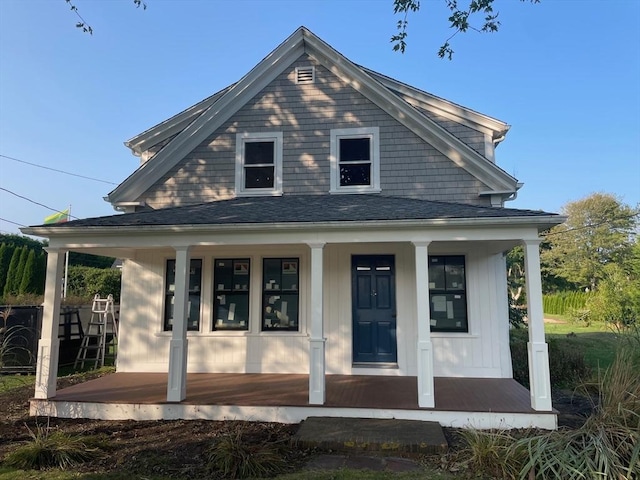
262 258 299 331
164 259 202 332
428 256 468 332
213 258 250 331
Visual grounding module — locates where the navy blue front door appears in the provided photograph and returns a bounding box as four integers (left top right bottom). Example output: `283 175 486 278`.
352 255 397 364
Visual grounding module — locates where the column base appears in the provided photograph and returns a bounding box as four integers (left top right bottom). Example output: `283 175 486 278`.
34 338 60 399
309 338 326 405
528 341 552 411
167 339 188 402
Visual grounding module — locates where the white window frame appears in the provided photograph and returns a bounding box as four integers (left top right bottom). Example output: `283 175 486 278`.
329 127 380 194
235 132 283 196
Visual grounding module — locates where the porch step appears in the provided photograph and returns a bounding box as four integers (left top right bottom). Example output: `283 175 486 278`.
293 417 448 455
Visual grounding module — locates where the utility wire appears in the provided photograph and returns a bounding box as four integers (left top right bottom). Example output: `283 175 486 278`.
0 217 26 228
0 187 79 220
0 154 118 185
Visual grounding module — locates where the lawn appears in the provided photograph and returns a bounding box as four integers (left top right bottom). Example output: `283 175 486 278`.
544 319 620 371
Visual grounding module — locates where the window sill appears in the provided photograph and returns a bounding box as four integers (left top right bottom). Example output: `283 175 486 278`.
235 190 283 197
329 187 381 195
155 331 308 338
430 332 478 338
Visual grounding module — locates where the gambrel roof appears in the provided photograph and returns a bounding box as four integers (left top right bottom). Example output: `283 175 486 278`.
107 27 519 207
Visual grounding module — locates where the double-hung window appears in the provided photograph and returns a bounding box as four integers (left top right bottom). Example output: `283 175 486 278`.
164 259 202 331
213 259 250 330
262 258 299 331
330 127 380 193
235 132 283 196
428 256 468 332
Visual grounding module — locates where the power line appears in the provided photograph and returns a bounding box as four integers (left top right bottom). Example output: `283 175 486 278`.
0 217 26 228
0 187 78 220
0 154 118 185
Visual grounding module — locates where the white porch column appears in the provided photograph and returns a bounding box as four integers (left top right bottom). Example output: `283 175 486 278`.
307 242 326 405
522 239 553 411
167 246 191 402
34 248 65 399
413 241 435 408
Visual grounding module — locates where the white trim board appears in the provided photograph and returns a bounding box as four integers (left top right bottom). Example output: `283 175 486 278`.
31 400 557 430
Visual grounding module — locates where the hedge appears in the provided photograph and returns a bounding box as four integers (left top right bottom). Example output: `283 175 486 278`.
543 291 592 316
66 266 121 302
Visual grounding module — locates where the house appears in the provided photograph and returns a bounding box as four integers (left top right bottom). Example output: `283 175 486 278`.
23 27 562 429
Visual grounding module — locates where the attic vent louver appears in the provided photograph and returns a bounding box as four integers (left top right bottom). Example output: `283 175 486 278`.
295 66 315 84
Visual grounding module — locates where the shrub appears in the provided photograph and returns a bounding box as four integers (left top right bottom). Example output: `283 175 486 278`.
3 423 108 470
66 266 121 302
459 429 526 479
543 291 592 316
510 330 591 388
206 423 288 479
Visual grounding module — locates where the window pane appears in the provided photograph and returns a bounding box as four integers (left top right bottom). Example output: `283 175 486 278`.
340 138 370 162
245 141 274 165
213 259 250 330
164 259 202 331
340 164 370 186
262 258 299 331
428 256 467 333
428 257 445 290
245 166 274 188
446 257 465 290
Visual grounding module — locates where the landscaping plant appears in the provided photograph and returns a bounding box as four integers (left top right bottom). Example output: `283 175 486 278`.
3 421 109 470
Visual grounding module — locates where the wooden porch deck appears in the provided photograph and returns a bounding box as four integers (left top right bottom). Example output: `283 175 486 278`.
50 373 538 413
32 373 557 429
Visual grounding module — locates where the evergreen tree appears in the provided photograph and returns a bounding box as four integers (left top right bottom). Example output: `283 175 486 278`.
14 247 29 294
0 243 15 295
19 250 38 294
3 246 24 297
36 252 47 294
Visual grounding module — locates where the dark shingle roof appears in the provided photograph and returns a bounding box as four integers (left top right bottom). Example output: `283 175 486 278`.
36 195 558 229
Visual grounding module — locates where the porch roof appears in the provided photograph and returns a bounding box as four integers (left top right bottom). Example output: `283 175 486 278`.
25 195 560 232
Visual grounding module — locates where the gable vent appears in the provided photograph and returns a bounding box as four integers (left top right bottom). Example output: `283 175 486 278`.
295 66 315 84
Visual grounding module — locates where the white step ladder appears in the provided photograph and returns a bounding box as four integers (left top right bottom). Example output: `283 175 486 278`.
74 294 118 369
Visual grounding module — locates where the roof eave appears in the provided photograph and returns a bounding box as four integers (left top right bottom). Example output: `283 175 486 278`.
21 214 565 238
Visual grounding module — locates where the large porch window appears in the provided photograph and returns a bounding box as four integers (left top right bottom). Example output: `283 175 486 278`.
213 258 250 330
262 258 299 331
428 255 468 332
164 259 202 331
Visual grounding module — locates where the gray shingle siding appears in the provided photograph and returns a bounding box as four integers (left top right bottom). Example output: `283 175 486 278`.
140 55 491 208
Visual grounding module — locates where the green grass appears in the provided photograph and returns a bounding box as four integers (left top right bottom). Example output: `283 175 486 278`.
544 320 619 371
0 374 34 393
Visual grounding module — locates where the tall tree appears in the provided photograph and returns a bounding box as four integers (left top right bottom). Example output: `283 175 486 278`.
19 250 38 294
0 243 14 295
3 247 24 297
542 193 639 290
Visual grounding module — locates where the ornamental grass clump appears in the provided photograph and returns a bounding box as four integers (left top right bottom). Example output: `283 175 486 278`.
514 342 640 480
3 422 109 470
206 423 288 479
458 428 526 479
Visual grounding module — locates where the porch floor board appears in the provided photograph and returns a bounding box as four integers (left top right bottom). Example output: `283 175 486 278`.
51 373 539 414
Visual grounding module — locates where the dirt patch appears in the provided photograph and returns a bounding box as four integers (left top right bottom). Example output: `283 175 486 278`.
0 371 595 477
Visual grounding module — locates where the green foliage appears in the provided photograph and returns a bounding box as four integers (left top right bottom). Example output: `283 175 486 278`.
66 266 121 302
459 429 526 479
68 252 115 269
3 246 25 297
3 422 108 470
0 234 46 253
0 242 14 295
542 193 638 290
206 424 288 479
510 329 591 388
391 0 539 59
586 263 640 328
543 291 592 316
18 250 41 294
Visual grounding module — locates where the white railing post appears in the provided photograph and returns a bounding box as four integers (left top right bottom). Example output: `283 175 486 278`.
307 242 326 405
167 246 191 402
413 241 435 408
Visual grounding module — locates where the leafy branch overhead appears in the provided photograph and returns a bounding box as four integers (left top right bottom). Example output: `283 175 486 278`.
392 0 540 59
65 0 147 35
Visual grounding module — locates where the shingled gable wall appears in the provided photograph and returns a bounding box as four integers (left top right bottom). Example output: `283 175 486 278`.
139 54 491 209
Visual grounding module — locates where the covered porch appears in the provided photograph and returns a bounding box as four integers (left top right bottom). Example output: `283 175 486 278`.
31 372 557 429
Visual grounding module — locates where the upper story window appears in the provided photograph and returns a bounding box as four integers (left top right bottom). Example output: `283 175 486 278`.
330 127 380 194
235 132 283 196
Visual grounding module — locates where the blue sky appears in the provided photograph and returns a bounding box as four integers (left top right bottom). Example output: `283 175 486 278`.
0 0 638 235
